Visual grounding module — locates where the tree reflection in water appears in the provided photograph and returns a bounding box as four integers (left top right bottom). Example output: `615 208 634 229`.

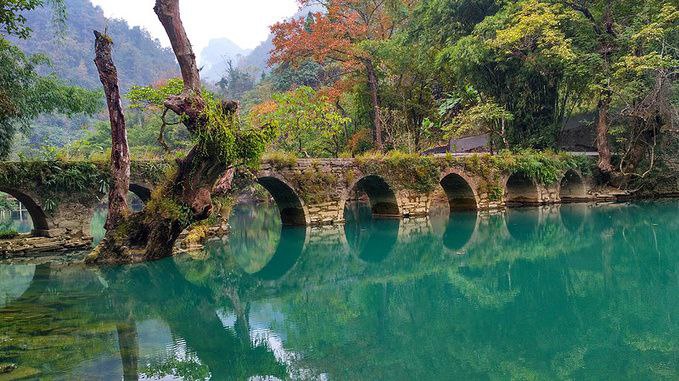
1 201 678 380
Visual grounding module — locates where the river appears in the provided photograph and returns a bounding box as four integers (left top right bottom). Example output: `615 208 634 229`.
0 201 678 380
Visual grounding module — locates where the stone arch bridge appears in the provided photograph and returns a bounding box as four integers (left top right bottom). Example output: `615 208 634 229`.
0 156 604 256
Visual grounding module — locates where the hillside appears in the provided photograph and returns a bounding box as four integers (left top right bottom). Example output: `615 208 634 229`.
237 34 273 79
10 0 178 92
8 0 180 156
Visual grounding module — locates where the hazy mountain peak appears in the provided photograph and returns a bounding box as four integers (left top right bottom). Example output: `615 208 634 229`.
199 38 251 81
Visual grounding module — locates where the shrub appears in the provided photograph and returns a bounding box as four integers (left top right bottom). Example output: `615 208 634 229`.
263 151 298 169
0 229 19 239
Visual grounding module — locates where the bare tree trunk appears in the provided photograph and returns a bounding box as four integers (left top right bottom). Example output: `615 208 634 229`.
563 0 617 176
364 60 383 151
94 31 130 230
596 0 616 174
596 89 614 173
501 119 509 149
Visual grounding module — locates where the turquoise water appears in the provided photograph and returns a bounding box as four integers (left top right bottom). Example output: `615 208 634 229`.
1 201 678 380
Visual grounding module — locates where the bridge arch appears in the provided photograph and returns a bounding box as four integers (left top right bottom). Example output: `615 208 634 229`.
257 175 309 226
129 183 152 203
505 172 539 206
439 170 479 211
559 170 586 202
0 187 49 236
344 175 400 219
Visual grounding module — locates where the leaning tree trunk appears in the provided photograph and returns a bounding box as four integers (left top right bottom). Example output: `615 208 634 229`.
88 0 233 264
94 31 130 231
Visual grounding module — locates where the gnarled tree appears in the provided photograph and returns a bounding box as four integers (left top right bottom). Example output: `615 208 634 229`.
88 0 270 264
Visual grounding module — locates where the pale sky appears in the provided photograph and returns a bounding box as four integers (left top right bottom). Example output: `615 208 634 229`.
90 0 299 61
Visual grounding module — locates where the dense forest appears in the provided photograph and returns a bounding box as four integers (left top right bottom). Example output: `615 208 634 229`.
256 0 678 179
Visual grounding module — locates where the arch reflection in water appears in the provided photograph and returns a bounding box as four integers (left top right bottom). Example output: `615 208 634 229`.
505 207 540 241
0 263 36 308
559 203 590 233
90 190 147 244
228 202 307 280
442 211 479 252
344 201 399 262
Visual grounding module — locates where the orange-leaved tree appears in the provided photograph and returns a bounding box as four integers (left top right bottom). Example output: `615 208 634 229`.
270 0 415 151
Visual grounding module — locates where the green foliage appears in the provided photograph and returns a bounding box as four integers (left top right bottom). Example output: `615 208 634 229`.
0 159 171 213
270 60 325 92
356 151 441 193
0 228 19 239
251 86 350 157
195 96 273 169
0 0 64 39
0 160 108 212
262 151 298 169
492 149 593 184
443 98 513 148
127 78 184 110
0 39 101 159
145 194 193 227
126 78 272 168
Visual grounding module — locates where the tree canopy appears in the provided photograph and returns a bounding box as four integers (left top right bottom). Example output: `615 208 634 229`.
0 0 99 159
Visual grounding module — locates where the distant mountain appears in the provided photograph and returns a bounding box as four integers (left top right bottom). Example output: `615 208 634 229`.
10 0 179 92
238 35 274 80
199 38 250 82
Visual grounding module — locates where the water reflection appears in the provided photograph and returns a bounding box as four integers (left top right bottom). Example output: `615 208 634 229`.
505 207 540 241
0 264 35 308
1 201 679 380
436 211 478 252
90 193 146 244
344 201 399 263
225 202 308 281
